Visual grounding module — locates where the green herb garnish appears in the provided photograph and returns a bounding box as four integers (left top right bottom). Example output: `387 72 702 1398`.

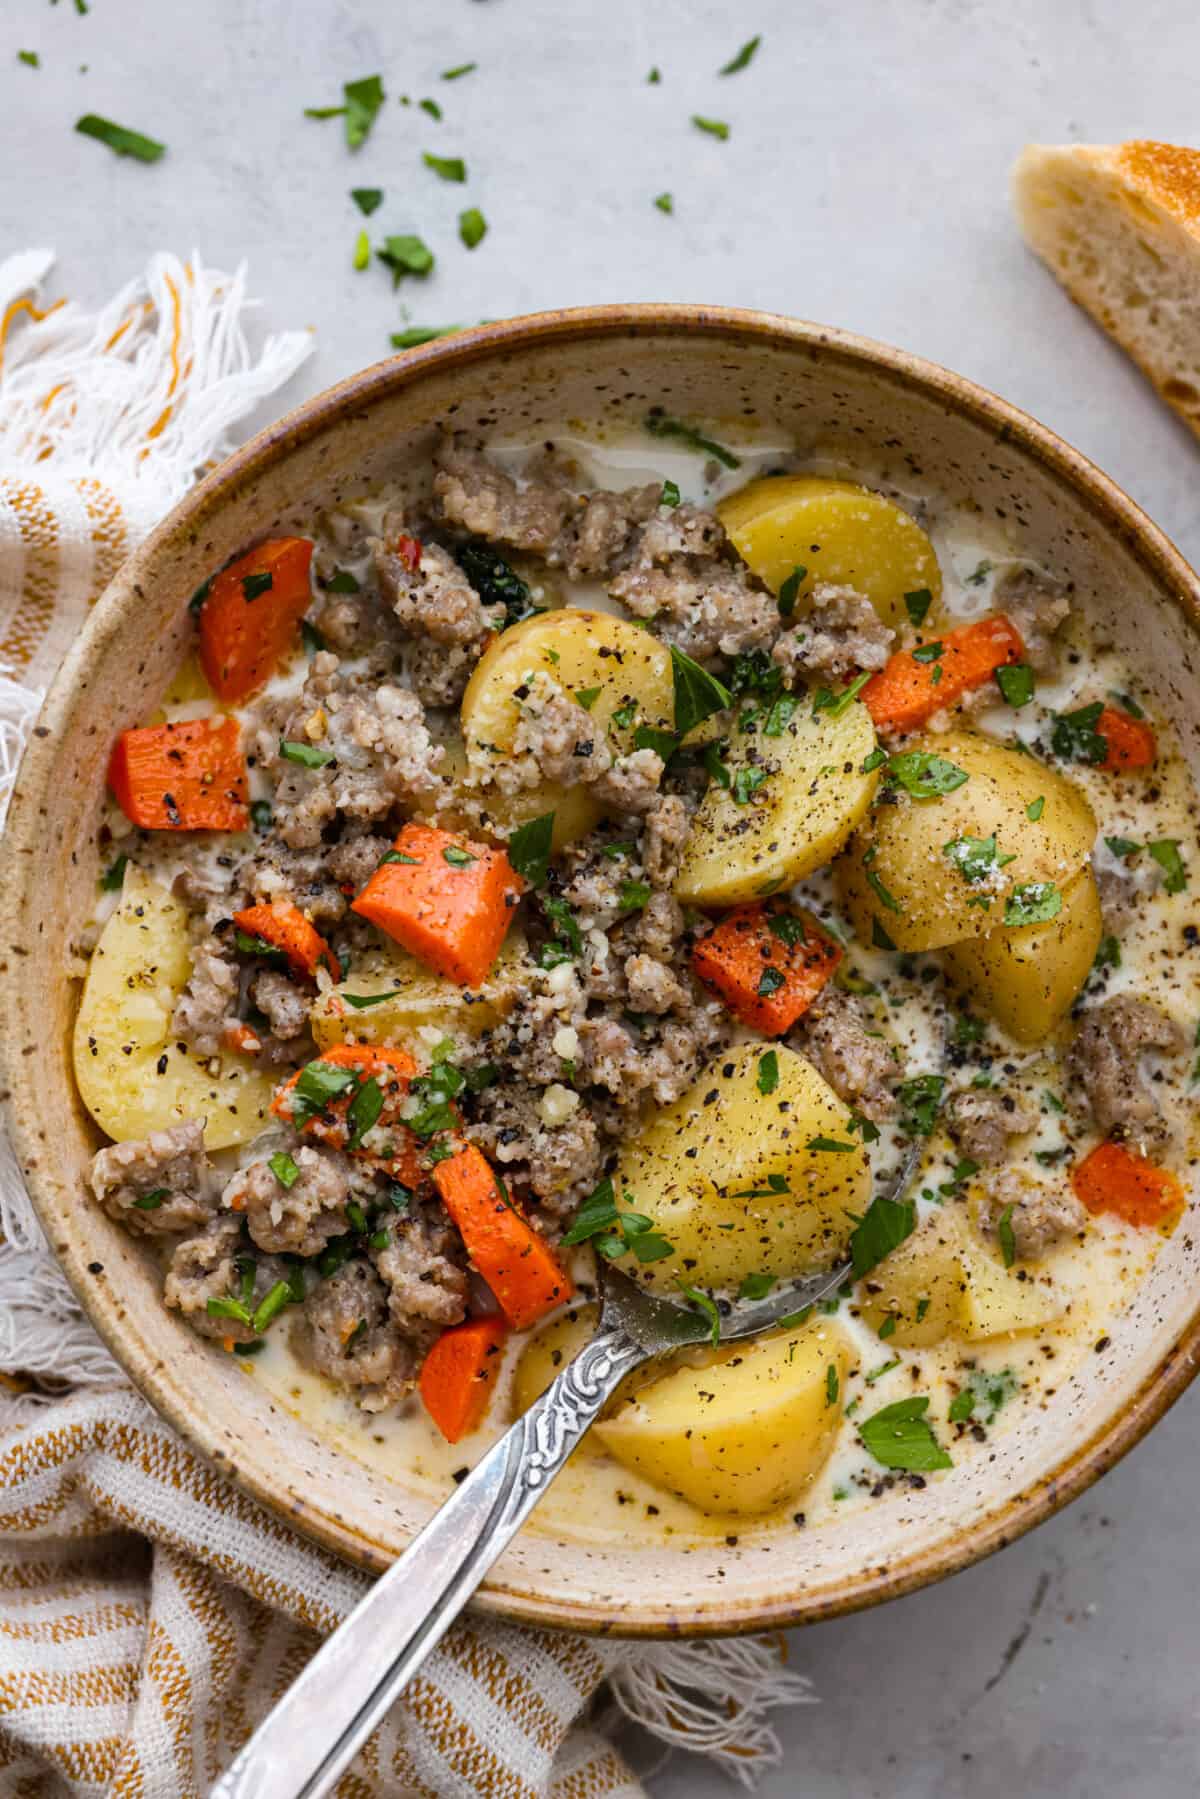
997 1202 1017 1268
943 832 1016 883
507 811 554 887
670 644 732 737
75 115 165 162
757 1051 779 1096
1148 838 1188 894
643 411 741 469
423 151 466 182
459 208 487 250
654 191 674 214
897 1073 945 1138
850 1194 916 1278
904 589 932 627
100 853 129 891
376 235 435 282
279 739 335 769
351 187 383 215
442 845 476 868
1051 700 1107 765
692 115 730 140
391 325 460 349
1003 882 1062 927
777 565 807 618
719 35 761 73
133 1188 168 1211
886 751 968 798
677 1280 721 1346
859 1396 953 1471
995 663 1035 708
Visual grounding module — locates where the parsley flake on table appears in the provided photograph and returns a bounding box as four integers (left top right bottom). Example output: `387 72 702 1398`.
351 187 384 215
377 235 435 281
391 324 461 348
420 98 442 120
858 1396 953 1471
352 229 370 270
75 114 165 162
423 151 467 182
459 208 487 249
18 50 39 68
692 115 731 140
343 74 385 148
719 35 761 74
441 61 478 80
654 192 674 214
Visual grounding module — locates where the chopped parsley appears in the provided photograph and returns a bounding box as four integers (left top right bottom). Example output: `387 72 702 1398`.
719 34 761 73
777 565 807 617
1148 838 1188 894
670 645 732 737
268 1152 300 1190
441 61 478 79
1105 835 1141 858
1027 796 1045 821
732 765 768 805
423 152 466 182
100 853 128 891
279 739 334 769
643 410 741 469
948 1367 1018 1424
766 912 807 947
234 929 286 964
812 671 871 719
807 1136 855 1153
133 1188 168 1211
575 686 602 710
353 230 370 271
343 74 385 148
325 568 360 593
249 799 273 831
897 1073 945 1138
692 115 731 140
911 640 944 665
618 880 651 913
1003 882 1062 927
757 966 786 998
342 991 395 1010
351 187 384 215
391 325 461 348
241 570 273 601
376 235 435 281
654 192 674 214
660 478 681 506
459 208 488 249
442 845 476 868
997 1203 1017 1268
677 1281 721 1346
943 832 1016 883
345 1076 383 1150
18 50 39 69
859 1396 952 1471
75 114 165 162
862 848 902 913
886 751 968 798
506 811 554 887
540 894 582 966
757 1051 779 1096
995 663 1035 708
850 1194 916 1278
825 1362 840 1406
764 694 800 736
288 1060 359 1127
904 588 933 627
1051 700 1107 765
455 543 531 626
861 747 887 773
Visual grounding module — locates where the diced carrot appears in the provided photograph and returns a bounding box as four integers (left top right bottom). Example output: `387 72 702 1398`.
272 1044 423 1184
692 904 842 1036
1096 705 1157 773
222 1022 263 1059
108 715 249 831
352 821 522 988
197 537 315 703
1070 1140 1184 1228
861 615 1025 735
233 901 342 983
433 1143 573 1331
419 1315 509 1443
393 534 423 573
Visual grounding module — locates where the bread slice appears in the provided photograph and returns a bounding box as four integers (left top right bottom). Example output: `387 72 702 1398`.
1012 141 1200 441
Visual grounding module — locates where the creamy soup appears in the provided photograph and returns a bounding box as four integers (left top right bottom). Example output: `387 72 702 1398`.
73 418 1199 1537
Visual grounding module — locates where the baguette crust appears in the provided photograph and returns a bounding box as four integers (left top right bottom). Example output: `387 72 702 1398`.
1013 140 1200 440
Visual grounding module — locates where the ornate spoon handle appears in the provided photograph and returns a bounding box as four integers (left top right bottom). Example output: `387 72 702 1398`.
211 1324 647 1799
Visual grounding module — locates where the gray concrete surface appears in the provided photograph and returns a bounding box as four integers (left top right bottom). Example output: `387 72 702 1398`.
3 1 1199 1792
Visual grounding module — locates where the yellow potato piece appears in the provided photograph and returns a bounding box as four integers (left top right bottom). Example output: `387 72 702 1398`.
718 475 942 630
310 934 526 1054
595 1321 851 1516
856 1210 971 1347
674 695 880 906
857 1206 1069 1345
459 609 676 850
941 867 1102 1043
74 868 275 1150
837 730 1097 952
613 1043 869 1293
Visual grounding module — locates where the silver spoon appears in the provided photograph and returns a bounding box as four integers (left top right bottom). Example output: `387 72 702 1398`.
210 1248 855 1799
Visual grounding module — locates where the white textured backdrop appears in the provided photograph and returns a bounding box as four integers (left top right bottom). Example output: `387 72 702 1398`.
2 1 1199 1793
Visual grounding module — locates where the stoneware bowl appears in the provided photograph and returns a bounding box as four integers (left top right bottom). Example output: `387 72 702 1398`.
4 305 1199 1637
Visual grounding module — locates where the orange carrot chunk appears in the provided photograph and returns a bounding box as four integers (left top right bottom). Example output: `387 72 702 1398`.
692 904 842 1036
197 537 315 703
433 1143 573 1331
1096 705 1157 773
1071 1140 1184 1228
352 821 522 988
271 1044 423 1184
861 615 1025 735
233 901 342 983
419 1315 509 1443
108 715 249 831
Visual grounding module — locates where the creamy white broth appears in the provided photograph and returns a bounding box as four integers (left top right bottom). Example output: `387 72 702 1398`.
85 424 1199 1538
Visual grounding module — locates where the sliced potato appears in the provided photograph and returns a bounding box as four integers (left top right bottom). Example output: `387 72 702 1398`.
613 1043 869 1293
837 731 1097 952
674 696 880 906
958 1250 1069 1340
310 934 526 1053
460 609 676 849
941 867 1102 1042
718 475 942 630
595 1321 851 1516
74 868 275 1149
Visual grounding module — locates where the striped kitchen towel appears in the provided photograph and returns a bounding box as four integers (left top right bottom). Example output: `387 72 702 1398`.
0 251 812 1798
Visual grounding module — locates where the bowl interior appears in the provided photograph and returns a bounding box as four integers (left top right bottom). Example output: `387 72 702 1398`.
5 308 1200 1635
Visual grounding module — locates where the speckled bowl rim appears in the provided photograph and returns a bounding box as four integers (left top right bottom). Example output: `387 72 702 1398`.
5 303 1200 1638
